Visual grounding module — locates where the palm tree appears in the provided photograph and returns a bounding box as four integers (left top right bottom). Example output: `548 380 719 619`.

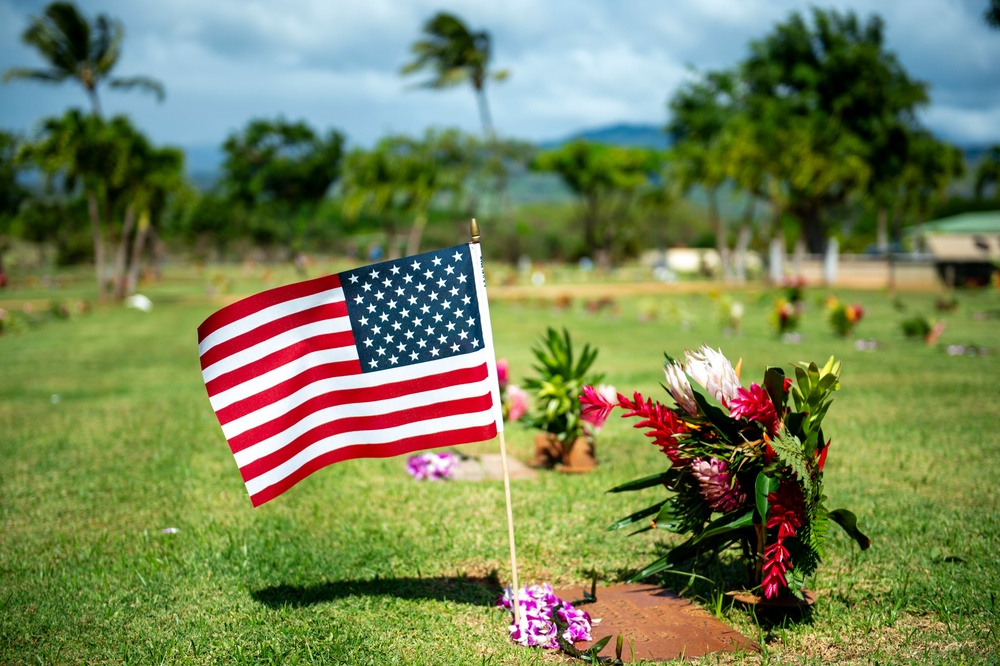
986 0 1000 29
401 12 507 138
23 109 126 300
3 1 164 117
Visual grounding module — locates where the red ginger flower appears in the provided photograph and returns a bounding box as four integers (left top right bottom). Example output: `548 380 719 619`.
728 383 780 435
618 391 689 466
761 481 805 598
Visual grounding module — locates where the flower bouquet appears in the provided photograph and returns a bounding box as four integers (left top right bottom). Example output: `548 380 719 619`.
582 346 870 601
826 297 864 338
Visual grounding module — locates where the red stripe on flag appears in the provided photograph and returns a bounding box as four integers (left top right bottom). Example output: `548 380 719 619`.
204 332 360 398
247 423 498 507
199 301 349 371
197 274 342 344
238 392 495 483
219 361 490 433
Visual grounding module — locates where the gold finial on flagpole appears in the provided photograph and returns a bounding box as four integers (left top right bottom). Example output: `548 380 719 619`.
470 218 481 244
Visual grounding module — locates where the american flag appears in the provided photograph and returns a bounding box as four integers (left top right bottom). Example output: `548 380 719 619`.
198 243 503 506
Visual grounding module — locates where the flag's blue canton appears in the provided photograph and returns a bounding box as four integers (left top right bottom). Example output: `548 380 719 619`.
340 245 485 373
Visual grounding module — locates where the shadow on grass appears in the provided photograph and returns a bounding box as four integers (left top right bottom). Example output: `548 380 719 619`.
252 572 502 609
612 548 816 630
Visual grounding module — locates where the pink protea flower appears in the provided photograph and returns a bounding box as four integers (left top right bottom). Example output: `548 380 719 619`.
580 384 617 430
728 383 781 435
689 457 746 512
505 384 528 422
685 346 741 407
663 362 698 416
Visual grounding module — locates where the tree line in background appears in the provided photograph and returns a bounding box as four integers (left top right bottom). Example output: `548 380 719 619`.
2 2 1000 302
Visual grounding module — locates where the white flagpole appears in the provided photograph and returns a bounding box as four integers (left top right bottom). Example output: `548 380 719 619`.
470 219 522 626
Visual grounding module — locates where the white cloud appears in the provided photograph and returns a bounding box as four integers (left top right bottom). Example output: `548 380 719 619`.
1 0 998 149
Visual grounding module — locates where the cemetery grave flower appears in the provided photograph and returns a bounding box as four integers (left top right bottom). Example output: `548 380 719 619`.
497 583 594 649
770 297 800 335
405 452 457 480
497 358 529 422
826 297 864 337
586 347 870 600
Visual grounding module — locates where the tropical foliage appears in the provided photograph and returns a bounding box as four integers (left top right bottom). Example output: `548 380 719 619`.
523 327 601 445
3 1 164 117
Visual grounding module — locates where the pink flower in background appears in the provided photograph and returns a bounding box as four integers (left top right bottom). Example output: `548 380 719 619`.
685 346 741 407
663 362 698 416
505 384 528 422
497 583 593 649
728 383 780 435
580 384 618 430
689 458 746 513
496 358 509 392
405 452 457 480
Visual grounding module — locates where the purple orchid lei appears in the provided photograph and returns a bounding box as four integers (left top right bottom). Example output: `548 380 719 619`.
496 583 594 649
405 452 457 481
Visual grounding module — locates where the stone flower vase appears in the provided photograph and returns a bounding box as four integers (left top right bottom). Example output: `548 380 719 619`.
530 433 596 472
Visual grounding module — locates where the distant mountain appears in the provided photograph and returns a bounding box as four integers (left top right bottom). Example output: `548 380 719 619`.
537 122 670 150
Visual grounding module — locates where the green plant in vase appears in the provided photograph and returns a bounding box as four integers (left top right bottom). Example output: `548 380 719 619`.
523 327 602 471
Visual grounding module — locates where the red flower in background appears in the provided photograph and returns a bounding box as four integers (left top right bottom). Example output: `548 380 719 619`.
580 385 617 430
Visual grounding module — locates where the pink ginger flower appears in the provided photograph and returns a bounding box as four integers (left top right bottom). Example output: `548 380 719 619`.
685 346 741 407
496 358 509 392
663 362 698 416
689 457 746 513
728 383 781 435
580 384 617 430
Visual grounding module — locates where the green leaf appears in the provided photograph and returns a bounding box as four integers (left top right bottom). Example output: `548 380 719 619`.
607 501 667 531
691 389 741 440
755 472 778 521
608 470 675 494
763 366 787 414
693 509 754 544
829 508 872 550
626 554 720 584
770 430 815 499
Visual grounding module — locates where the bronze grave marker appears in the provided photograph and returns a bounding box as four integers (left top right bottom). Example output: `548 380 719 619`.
552 583 759 662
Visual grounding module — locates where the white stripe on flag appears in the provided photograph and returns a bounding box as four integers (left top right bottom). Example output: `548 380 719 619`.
201 317 353 383
198 287 345 355
221 349 491 439
243 409 498 496
208 346 360 411
232 373 496 465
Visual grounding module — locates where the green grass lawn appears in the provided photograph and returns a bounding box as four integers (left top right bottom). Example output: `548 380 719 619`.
1 268 999 664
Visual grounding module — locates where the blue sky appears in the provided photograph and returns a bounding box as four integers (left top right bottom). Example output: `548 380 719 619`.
2 0 998 158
